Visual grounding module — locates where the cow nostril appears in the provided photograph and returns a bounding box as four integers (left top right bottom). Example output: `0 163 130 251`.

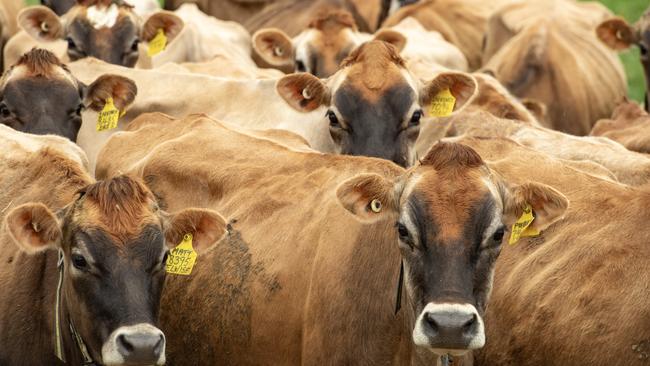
153 334 164 356
462 313 477 333
424 312 439 333
117 334 134 354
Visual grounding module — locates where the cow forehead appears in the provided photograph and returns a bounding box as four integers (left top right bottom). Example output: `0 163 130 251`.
70 4 137 31
336 62 415 103
404 167 495 240
2 64 78 88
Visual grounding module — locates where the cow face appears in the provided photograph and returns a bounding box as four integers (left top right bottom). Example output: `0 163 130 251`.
253 11 406 78
41 0 76 16
336 142 568 356
277 41 477 167
597 12 650 111
4 175 226 365
18 2 183 67
0 49 136 142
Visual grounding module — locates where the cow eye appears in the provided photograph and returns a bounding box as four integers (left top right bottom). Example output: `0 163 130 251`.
410 110 422 126
295 60 306 72
75 103 84 116
397 222 410 241
327 110 340 128
131 39 140 52
0 104 10 118
640 44 648 57
71 254 88 270
492 227 505 242
66 37 77 49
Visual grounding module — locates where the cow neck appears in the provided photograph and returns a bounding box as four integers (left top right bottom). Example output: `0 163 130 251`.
54 250 97 366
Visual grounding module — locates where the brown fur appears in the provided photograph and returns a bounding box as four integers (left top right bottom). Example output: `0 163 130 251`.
420 141 485 171
79 175 156 243
590 100 650 154
308 9 356 31
76 0 133 9
340 41 405 90
11 48 69 78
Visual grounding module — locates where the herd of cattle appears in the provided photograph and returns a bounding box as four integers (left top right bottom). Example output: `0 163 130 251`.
0 0 648 365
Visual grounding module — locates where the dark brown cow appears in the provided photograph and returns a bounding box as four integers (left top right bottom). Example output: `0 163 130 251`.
96 112 568 365
0 127 226 365
40 0 76 15
597 8 650 112
18 0 183 67
0 48 136 141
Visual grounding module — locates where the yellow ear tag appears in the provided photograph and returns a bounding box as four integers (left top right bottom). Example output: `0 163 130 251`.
166 233 198 275
429 88 456 117
508 204 541 245
96 97 120 132
147 29 167 57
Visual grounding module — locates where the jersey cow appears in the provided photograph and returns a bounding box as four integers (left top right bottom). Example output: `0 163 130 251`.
591 100 650 154
8 0 183 68
0 48 136 142
253 11 468 77
95 112 568 365
481 0 626 135
69 41 477 170
448 136 650 366
0 125 226 366
596 7 650 112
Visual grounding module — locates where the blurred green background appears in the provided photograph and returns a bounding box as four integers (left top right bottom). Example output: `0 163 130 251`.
589 0 647 102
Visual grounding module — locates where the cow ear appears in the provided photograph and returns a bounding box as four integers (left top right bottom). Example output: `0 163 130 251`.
18 6 64 41
504 182 569 232
336 174 398 223
142 11 184 44
277 73 329 112
596 17 638 51
5 203 62 253
252 28 294 67
84 74 137 112
165 208 227 254
373 29 406 53
420 72 478 115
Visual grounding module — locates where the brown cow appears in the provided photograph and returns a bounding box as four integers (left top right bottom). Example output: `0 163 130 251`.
0 48 137 142
164 0 275 25
481 0 625 135
14 0 183 67
590 100 650 154
382 0 520 70
0 125 226 365
596 8 650 112
95 112 568 365
446 136 650 366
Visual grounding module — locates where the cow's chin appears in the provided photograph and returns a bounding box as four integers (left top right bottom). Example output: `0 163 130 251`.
428 348 470 357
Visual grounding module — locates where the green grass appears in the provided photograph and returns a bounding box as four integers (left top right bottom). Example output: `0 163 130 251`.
587 0 647 102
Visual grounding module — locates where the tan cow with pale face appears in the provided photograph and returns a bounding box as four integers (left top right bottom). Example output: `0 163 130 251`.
68 41 477 171
95 112 568 365
6 0 183 68
0 125 226 366
253 11 468 78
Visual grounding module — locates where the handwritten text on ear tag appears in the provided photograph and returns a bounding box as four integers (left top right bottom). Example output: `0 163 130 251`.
166 234 198 275
147 29 168 57
96 97 120 132
509 204 540 245
429 88 456 117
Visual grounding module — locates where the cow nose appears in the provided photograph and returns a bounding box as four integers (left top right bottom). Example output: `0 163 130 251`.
413 303 485 351
116 332 164 363
102 324 166 366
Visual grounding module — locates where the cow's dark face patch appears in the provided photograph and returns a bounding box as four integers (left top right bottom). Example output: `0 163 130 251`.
41 0 76 15
0 77 83 141
62 224 168 358
328 82 421 167
66 11 140 67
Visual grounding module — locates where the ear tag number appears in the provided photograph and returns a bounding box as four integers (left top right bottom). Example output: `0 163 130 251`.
429 88 456 117
96 97 120 132
166 234 198 275
148 29 168 57
509 204 540 245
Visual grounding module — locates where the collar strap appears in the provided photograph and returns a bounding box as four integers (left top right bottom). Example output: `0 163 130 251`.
54 250 96 365
394 260 404 315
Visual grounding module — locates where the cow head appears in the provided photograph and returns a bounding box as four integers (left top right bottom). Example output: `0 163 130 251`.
4 175 226 365
597 11 650 111
253 10 406 78
18 0 183 67
0 48 136 142
276 41 477 167
336 142 568 356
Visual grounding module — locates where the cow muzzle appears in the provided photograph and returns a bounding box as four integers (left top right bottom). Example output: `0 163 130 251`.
412 303 485 355
101 323 166 366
